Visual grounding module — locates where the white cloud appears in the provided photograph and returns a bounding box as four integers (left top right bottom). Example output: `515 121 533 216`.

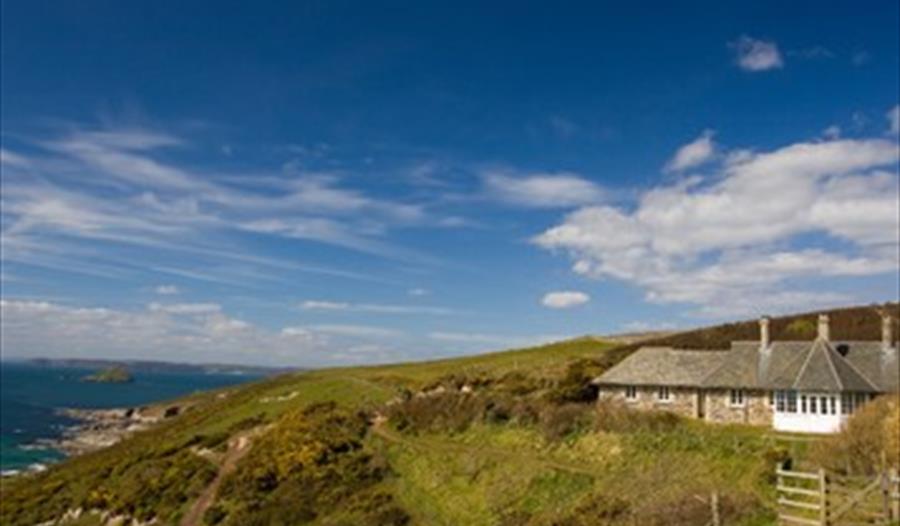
300 300 454 315
731 36 784 72
483 170 604 208
300 300 351 311
309 324 402 338
664 130 716 173
535 137 900 318
1 124 434 285
822 125 841 140
147 302 222 315
888 105 900 135
0 299 417 366
541 291 590 309
407 288 429 297
154 285 180 295
1 149 30 167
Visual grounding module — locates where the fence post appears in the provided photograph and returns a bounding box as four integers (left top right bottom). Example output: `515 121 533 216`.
710 491 720 526
818 468 829 526
891 467 900 521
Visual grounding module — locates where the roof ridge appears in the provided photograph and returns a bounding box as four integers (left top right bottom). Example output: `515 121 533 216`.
829 344 880 391
820 341 844 391
791 341 819 390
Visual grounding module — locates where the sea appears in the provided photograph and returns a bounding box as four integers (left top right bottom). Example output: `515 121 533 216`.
0 361 263 475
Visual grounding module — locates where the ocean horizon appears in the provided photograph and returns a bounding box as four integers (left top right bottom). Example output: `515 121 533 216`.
0 361 263 475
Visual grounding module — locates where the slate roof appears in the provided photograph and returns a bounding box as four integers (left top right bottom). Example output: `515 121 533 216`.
594 347 727 387
593 338 899 393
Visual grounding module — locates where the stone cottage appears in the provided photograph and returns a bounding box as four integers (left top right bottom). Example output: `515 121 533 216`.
593 313 899 433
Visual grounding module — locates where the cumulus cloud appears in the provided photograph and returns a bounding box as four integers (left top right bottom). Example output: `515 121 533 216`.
541 291 590 309
664 130 717 173
483 170 604 208
731 36 784 72
535 137 900 317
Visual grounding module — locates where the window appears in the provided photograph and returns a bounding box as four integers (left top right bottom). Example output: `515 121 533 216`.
820 397 828 415
787 391 797 413
801 395 808 413
625 386 637 401
657 386 671 402
810 396 817 414
829 396 836 415
730 389 745 407
841 393 853 414
776 391 786 412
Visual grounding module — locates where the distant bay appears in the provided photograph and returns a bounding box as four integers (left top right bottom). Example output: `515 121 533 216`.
0 361 264 475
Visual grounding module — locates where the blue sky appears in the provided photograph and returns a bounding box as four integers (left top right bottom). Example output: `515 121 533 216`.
1 1 898 366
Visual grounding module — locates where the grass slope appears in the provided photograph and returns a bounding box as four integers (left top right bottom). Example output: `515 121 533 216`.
1 304 894 525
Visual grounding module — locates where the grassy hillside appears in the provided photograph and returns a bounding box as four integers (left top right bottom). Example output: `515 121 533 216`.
1 304 895 526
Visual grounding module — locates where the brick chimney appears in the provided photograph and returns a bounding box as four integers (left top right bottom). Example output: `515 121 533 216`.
817 314 830 341
759 316 771 351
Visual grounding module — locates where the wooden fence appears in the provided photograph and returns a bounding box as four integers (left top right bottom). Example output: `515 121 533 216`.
776 464 900 526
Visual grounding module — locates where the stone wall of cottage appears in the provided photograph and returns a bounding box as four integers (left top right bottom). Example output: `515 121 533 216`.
597 385 697 418
703 389 772 426
598 386 774 426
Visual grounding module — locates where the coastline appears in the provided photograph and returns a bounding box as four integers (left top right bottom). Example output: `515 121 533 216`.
37 406 164 457
2 405 178 478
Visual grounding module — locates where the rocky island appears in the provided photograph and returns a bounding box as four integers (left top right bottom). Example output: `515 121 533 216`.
81 365 133 383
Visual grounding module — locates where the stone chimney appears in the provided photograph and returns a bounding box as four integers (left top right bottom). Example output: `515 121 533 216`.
817 314 830 341
883 313 895 351
759 316 771 351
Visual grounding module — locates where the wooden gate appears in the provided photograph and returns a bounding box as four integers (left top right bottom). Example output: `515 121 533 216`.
776 465 900 526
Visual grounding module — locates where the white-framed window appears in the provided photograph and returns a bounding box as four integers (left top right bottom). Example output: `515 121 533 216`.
841 393 853 414
786 391 797 413
775 390 786 412
625 386 638 401
729 389 746 407
657 386 671 402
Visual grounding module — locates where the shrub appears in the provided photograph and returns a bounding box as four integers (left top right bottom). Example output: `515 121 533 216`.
809 394 900 475
594 399 681 434
539 403 594 441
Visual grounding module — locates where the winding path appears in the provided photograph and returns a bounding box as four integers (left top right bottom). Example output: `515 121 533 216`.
180 433 253 526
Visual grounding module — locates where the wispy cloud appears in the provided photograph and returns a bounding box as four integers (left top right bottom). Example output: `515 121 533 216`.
300 300 456 315
1 123 436 287
153 284 180 295
482 169 605 208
